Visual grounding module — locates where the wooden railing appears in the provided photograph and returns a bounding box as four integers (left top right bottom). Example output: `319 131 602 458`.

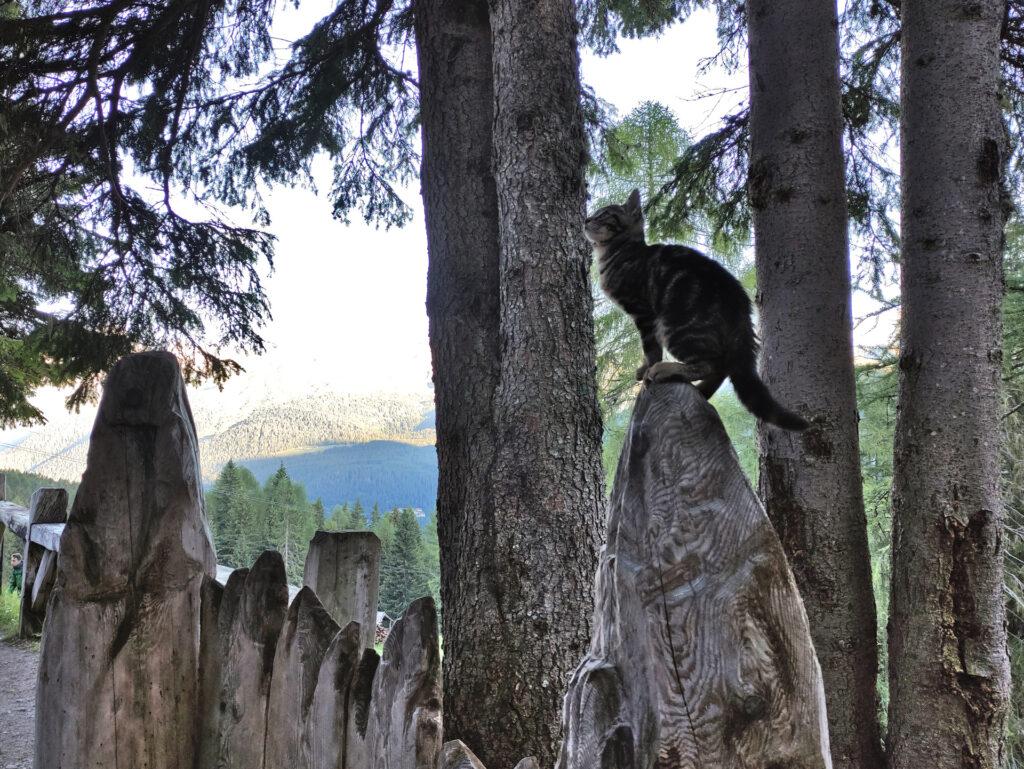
12 351 830 769
0 480 299 637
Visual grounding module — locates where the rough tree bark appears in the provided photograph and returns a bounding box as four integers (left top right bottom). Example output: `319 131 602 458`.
414 0 504 761
486 0 606 764
746 2 882 767
417 0 604 760
887 2 1010 767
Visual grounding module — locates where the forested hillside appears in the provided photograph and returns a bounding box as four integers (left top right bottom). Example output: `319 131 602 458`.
0 382 435 496
240 440 437 511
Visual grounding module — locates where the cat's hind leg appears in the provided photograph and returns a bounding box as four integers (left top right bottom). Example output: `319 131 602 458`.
697 373 726 399
634 316 664 381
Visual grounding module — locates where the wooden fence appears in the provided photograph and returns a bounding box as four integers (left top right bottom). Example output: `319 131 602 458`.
7 351 830 769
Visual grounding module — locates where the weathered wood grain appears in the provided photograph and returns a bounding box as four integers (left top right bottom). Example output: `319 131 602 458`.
199 551 290 769
438 740 487 769
306 620 362 769
19 488 67 637
265 586 341 768
29 548 58 614
304 530 381 652
558 377 832 769
196 574 225 769
343 646 382 769
0 500 29 539
34 351 217 769
513 759 540 769
360 596 443 769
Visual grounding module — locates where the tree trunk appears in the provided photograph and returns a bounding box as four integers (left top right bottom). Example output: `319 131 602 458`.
488 1 605 764
745 2 883 767
417 0 604 761
414 0 504 760
887 2 1010 767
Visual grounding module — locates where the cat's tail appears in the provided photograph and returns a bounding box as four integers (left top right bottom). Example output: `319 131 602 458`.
730 364 810 431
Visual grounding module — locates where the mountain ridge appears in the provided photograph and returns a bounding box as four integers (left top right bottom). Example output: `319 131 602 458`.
0 377 438 512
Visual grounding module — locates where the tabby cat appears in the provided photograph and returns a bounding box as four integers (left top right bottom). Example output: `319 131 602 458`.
584 189 809 431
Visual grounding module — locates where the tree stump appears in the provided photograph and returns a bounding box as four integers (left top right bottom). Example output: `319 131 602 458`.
557 378 832 769
18 487 67 637
304 530 381 651
35 351 217 769
358 595 443 769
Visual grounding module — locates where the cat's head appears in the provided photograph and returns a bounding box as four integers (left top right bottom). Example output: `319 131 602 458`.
584 189 645 253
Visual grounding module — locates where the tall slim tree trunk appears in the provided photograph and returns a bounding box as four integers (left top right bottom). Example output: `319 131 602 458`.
887 2 1010 767
746 2 883 767
487 0 605 764
414 0 504 758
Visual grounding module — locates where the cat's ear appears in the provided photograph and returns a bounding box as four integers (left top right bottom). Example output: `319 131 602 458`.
625 188 642 217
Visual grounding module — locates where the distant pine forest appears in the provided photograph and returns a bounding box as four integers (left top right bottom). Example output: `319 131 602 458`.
0 465 439 615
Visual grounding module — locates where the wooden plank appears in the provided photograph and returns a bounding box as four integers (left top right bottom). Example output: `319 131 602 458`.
359 595 443 769
19 488 67 637
199 551 290 769
306 620 362 769
304 530 381 652
265 586 341 768
557 376 832 769
30 522 64 551
35 351 217 769
30 548 58 613
217 561 301 602
195 575 224 769
343 647 381 769
0 501 30 540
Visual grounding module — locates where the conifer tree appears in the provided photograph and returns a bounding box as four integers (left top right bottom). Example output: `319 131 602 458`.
888 2 1010 766
312 498 325 531
350 499 366 528
379 507 429 616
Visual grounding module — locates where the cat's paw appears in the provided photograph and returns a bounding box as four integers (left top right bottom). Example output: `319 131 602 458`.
642 361 693 386
635 365 649 381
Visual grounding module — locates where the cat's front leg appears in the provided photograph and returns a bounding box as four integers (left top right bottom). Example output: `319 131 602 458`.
635 318 663 380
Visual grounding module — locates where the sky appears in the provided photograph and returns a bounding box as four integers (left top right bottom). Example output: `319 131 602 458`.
8 5 895 430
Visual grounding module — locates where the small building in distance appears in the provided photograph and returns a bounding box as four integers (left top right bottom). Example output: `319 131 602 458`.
376 610 397 645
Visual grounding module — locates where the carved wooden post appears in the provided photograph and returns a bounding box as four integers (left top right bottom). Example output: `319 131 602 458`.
197 551 290 769
558 376 832 769
19 487 67 637
35 351 217 769
356 595 443 769
304 530 381 651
